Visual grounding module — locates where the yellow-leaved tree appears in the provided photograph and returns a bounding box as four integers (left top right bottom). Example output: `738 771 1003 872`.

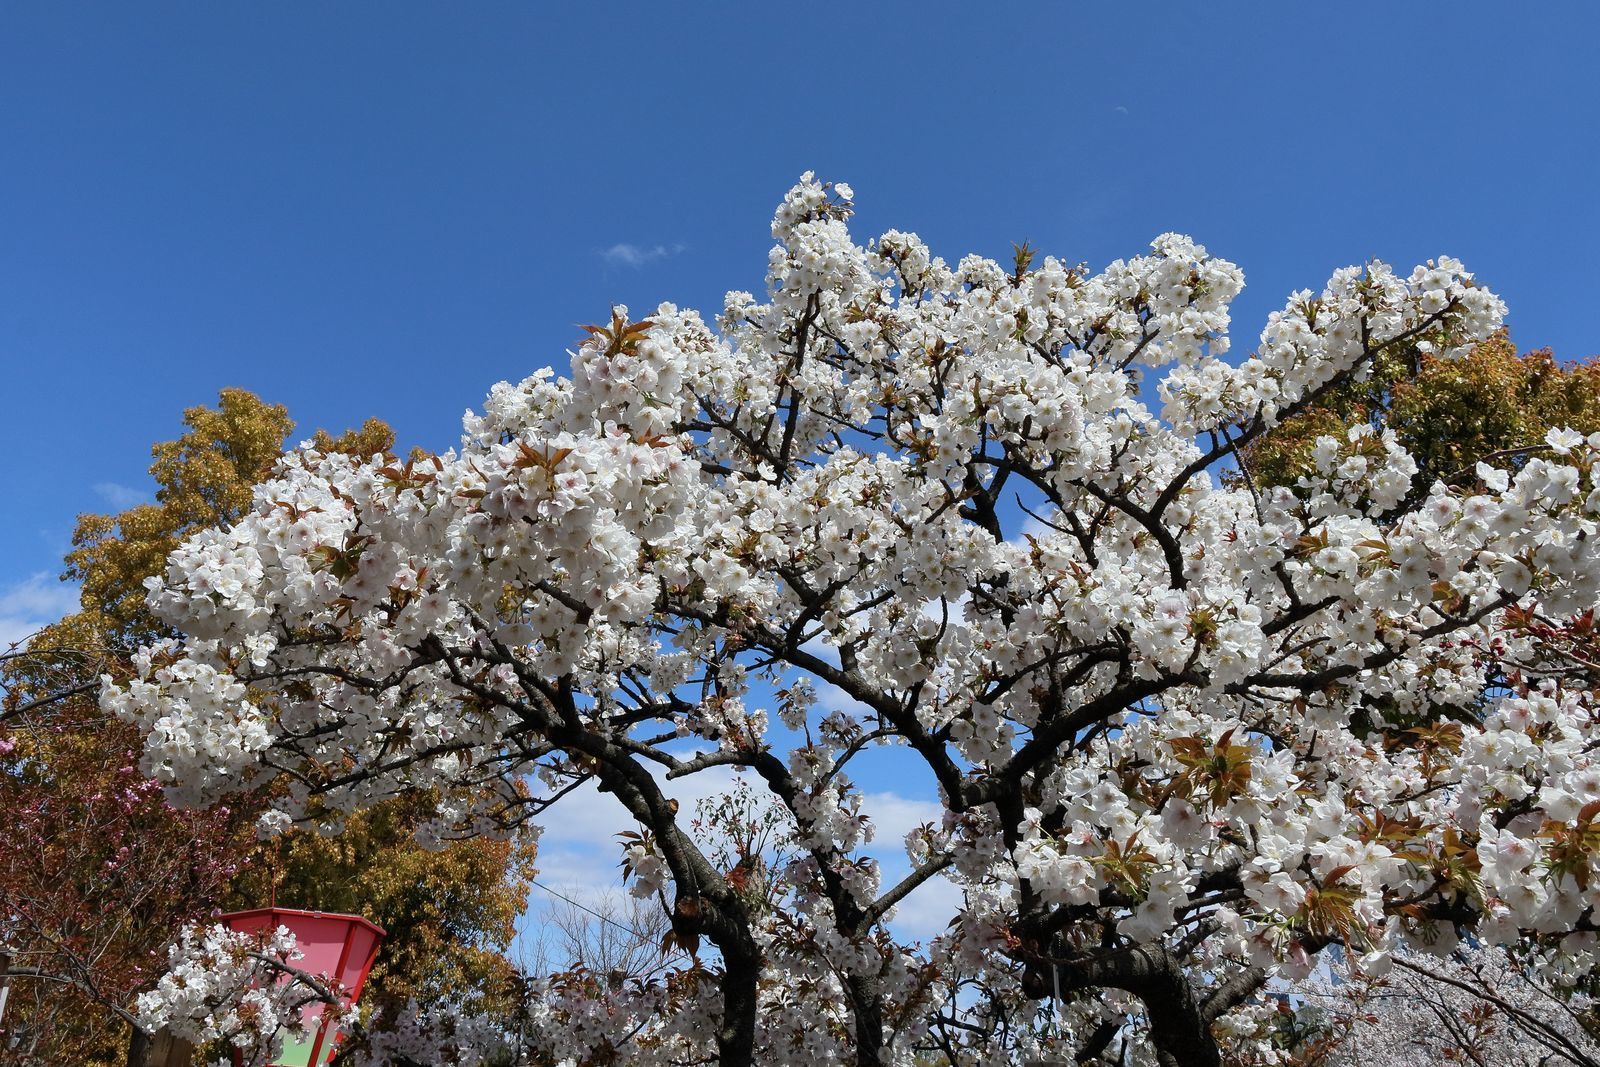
1238 331 1600 494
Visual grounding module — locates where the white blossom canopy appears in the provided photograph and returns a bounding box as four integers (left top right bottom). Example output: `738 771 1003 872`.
110 175 1600 1067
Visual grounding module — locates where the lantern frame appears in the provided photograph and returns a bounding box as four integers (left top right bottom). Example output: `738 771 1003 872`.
219 907 385 1067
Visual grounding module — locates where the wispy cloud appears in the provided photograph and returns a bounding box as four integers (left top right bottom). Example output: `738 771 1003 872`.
93 482 146 510
0 573 80 649
816 681 868 715
599 242 684 269
514 744 961 950
918 593 971 625
861 790 943 848
881 872 963 940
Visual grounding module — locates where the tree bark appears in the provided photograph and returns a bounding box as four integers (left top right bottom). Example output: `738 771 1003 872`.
0 946 11 1037
846 972 883 1067
1053 944 1226 1067
717 930 761 1067
127 1026 194 1067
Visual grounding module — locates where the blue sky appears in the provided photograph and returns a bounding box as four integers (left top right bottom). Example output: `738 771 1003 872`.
4 2 1598 942
6 2 1599 610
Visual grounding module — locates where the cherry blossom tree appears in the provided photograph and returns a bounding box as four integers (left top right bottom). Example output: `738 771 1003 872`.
135 922 354 1067
1284 943 1600 1067
106 174 1600 1066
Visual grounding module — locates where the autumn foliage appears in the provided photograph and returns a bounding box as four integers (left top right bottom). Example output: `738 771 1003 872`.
1240 330 1600 495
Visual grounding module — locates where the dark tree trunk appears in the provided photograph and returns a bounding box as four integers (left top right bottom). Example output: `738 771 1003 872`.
715 925 761 1066
847 972 883 1066
127 1026 194 1067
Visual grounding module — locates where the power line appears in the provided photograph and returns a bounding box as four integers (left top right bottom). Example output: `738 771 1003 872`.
528 878 649 940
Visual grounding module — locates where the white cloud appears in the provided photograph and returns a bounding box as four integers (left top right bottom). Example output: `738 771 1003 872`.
861 790 943 849
0 620 37 651
514 765 741 965
881 872 964 941
519 760 960 952
918 593 971 625
527 761 748 893
92 482 146 509
599 242 684 269
816 681 868 714
0 573 79 649
527 839 622 896
1018 512 1057 543
0 573 79 618
528 770 945 893
799 632 841 666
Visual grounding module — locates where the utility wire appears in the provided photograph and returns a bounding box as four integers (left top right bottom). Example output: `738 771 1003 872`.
528 878 648 940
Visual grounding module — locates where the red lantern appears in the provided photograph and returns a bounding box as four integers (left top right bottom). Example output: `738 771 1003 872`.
219 908 385 1067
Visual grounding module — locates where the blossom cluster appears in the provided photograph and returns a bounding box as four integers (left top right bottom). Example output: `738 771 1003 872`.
136 923 349 1067
1284 944 1600 1067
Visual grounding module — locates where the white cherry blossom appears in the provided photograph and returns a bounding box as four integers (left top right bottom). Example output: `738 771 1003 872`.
110 174 1600 1067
